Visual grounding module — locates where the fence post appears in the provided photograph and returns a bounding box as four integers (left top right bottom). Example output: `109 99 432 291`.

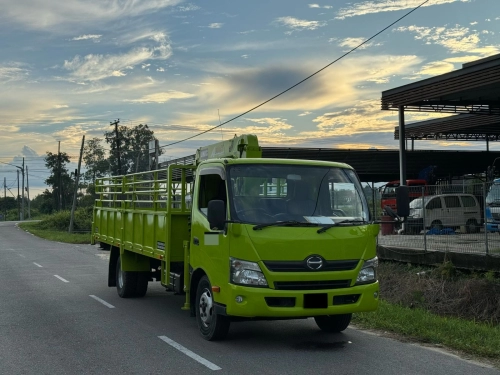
371 182 376 221
422 186 427 252
484 182 489 255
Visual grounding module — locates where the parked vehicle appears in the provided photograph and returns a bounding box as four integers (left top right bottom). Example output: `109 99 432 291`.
485 178 500 233
92 134 381 341
406 193 481 234
381 179 427 211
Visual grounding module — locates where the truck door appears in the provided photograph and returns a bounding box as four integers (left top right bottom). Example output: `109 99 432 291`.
190 166 230 288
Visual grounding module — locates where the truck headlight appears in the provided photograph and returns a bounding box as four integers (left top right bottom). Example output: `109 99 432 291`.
230 258 268 287
356 257 378 285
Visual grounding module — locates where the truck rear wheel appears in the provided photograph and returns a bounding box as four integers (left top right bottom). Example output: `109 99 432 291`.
196 276 230 341
116 256 139 298
135 272 149 297
314 314 352 332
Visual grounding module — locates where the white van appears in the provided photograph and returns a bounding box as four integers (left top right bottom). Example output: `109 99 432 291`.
406 194 481 234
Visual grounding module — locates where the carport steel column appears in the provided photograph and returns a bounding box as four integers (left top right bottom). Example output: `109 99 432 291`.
398 106 406 185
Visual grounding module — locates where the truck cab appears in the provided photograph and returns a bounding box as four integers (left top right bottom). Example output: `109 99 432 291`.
190 157 379 339
486 178 500 233
381 179 427 211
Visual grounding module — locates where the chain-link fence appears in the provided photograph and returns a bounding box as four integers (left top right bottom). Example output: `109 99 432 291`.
364 181 500 256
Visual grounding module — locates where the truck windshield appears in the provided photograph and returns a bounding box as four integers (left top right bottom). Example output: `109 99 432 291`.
226 164 369 225
486 182 500 206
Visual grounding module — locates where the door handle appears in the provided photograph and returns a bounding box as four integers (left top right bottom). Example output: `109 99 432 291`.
193 237 199 246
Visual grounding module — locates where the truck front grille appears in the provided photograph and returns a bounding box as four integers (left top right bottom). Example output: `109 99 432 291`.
264 260 359 272
273 280 351 290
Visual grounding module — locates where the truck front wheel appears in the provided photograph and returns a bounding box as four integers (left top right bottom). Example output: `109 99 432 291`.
116 256 139 298
314 314 352 332
196 276 230 341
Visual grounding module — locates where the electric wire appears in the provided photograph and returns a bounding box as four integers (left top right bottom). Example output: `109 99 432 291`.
158 0 431 150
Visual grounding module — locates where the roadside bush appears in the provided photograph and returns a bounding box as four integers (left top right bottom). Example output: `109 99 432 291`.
378 261 500 324
35 207 92 232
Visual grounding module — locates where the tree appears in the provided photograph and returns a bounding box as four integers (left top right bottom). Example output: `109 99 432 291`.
83 137 109 185
31 189 56 214
104 123 160 175
44 151 74 210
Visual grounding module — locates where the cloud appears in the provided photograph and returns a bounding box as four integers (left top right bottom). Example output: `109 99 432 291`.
0 63 29 82
63 32 172 81
414 61 455 76
338 37 378 50
169 54 423 134
72 34 101 41
335 0 469 19
176 4 200 12
395 25 499 55
308 4 333 9
208 23 223 29
126 91 195 103
274 16 326 31
0 0 183 31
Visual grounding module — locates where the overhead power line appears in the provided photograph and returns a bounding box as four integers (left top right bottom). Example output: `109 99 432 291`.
157 0 431 150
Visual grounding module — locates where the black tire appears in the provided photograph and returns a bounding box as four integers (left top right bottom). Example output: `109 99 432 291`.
314 314 352 333
430 220 443 231
135 272 149 297
465 219 479 234
116 255 138 298
196 275 230 341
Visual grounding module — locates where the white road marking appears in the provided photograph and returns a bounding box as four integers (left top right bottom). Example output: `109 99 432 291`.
89 295 115 309
54 275 69 283
18 254 26 258
33 262 43 268
158 336 221 371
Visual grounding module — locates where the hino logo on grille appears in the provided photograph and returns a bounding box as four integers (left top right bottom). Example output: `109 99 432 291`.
306 255 324 270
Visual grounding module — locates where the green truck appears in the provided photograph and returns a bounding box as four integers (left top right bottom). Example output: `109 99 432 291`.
92 134 380 340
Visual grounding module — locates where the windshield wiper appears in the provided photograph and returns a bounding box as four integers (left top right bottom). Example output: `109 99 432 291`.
317 219 367 234
253 220 319 231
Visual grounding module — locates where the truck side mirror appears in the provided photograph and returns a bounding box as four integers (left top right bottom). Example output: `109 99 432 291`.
207 200 226 230
396 186 410 217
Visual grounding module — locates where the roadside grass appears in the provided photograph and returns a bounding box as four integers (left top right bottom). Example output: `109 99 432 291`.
353 301 500 366
18 222 91 244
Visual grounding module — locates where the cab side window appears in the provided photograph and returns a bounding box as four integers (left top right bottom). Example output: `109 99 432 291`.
198 174 226 216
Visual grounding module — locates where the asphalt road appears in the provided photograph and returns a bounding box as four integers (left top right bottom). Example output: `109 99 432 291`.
0 221 498 375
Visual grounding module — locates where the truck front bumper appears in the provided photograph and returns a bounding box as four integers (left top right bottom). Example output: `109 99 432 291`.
223 282 379 318
487 222 500 232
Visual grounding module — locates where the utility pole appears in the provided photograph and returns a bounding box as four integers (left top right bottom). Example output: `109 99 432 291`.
3 177 6 221
110 119 121 175
26 165 30 219
58 141 62 211
69 136 85 233
149 139 159 171
20 157 24 221
17 170 20 220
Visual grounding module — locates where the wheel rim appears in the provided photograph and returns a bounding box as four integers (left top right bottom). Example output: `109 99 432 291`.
118 262 124 289
199 288 213 328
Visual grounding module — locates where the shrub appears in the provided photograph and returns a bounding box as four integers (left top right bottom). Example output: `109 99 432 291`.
35 207 92 232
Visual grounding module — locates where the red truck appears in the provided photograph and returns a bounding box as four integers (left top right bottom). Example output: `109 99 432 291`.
381 179 427 211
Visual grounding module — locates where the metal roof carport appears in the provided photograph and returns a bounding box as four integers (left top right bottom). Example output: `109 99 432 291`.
381 54 500 183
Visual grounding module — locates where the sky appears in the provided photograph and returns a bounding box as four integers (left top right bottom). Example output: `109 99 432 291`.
1 0 499 196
